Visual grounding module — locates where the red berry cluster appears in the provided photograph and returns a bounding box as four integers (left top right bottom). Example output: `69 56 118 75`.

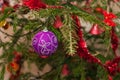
103 11 117 27
7 51 22 80
104 57 120 76
96 8 117 27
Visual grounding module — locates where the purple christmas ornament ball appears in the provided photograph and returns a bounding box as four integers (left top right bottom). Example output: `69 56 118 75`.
32 29 58 56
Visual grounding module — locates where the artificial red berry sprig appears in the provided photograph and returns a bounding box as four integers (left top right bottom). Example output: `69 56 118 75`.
96 8 117 27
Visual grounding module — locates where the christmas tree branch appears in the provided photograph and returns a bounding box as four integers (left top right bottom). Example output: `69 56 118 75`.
60 14 77 56
0 66 5 80
0 29 13 37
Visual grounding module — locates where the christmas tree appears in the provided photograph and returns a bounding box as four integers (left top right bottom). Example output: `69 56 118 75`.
0 0 120 80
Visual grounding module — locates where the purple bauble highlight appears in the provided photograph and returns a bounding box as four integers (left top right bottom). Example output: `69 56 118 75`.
32 30 58 56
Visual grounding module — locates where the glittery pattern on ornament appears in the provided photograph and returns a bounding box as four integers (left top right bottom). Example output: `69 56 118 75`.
32 30 58 56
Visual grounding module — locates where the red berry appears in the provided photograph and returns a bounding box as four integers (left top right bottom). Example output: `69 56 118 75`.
61 64 70 77
108 75 113 80
7 62 20 74
95 7 103 13
103 19 116 27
